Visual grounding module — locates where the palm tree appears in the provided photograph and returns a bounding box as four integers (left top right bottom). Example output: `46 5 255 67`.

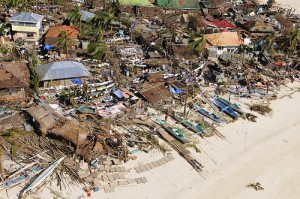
260 32 275 54
88 11 115 31
56 30 72 56
288 29 299 54
87 40 112 61
8 0 28 11
68 6 82 33
188 33 207 57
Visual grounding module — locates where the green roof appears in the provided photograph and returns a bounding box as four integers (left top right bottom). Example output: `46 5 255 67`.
120 0 151 6
157 0 200 9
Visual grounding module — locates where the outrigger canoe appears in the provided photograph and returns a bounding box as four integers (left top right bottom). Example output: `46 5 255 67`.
22 156 65 194
0 162 41 192
171 114 204 137
193 104 225 123
213 98 239 119
217 97 244 115
156 117 189 143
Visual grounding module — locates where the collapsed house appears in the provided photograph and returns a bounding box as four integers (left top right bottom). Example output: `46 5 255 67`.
0 61 30 103
139 83 172 104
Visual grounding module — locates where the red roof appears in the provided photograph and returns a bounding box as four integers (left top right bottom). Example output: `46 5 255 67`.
45 25 79 39
205 18 236 29
45 25 79 45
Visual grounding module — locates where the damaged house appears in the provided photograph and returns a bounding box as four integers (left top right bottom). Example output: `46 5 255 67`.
0 61 30 103
139 83 172 104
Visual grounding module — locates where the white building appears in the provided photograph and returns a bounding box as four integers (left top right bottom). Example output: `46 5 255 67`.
9 12 44 42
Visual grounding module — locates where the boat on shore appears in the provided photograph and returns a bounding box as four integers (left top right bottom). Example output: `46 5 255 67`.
213 98 239 119
217 97 244 115
171 114 204 137
156 117 189 143
0 162 41 192
193 104 225 123
21 156 65 195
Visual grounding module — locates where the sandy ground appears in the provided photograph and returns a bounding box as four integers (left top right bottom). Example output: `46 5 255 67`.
258 0 300 14
2 82 300 199
48 82 300 199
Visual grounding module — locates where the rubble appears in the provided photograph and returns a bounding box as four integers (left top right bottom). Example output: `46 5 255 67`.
0 0 299 197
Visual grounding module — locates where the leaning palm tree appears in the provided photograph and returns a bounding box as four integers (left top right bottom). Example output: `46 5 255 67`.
188 33 207 57
68 6 82 33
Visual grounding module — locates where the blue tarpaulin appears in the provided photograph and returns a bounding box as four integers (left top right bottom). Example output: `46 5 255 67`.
114 89 124 98
71 78 82 85
169 86 183 94
44 44 53 50
103 71 110 75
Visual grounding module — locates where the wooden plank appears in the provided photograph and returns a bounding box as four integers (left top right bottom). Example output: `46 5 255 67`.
144 163 152 171
118 180 129 186
148 162 156 169
126 178 136 184
104 187 115 193
118 173 125 179
107 175 115 182
134 166 142 173
112 173 119 180
140 177 148 183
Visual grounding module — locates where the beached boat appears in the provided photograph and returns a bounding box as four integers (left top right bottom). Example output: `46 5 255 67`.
213 98 239 119
193 104 225 123
217 97 244 115
0 162 42 192
171 114 204 136
156 117 189 143
22 156 65 194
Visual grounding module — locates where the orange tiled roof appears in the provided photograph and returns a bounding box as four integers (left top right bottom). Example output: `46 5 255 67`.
204 32 243 47
45 25 79 39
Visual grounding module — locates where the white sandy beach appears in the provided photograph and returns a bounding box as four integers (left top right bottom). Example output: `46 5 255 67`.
37 82 299 199
1 84 299 199
258 0 300 14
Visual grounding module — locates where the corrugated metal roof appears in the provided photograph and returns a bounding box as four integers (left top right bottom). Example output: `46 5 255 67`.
80 10 95 21
10 12 43 23
36 61 91 81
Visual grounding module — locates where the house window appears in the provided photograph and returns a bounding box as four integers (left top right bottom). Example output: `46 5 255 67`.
27 33 35 38
218 46 224 50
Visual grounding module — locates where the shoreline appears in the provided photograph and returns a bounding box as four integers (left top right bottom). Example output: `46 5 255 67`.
2 83 300 199
67 83 300 199
258 0 300 14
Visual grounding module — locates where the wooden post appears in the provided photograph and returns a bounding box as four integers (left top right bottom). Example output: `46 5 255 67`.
183 84 189 118
0 147 4 180
75 127 79 160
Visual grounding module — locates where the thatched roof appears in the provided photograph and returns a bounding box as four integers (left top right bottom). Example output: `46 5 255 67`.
51 121 89 146
27 106 57 134
0 61 30 89
139 83 172 103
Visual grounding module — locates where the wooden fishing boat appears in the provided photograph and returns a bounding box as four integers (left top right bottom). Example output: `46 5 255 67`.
171 114 204 136
22 156 65 194
213 98 239 119
156 117 189 143
217 97 244 115
193 104 225 123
